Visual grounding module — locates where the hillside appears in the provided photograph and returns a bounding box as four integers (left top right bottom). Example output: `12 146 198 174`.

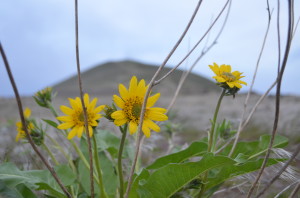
52 60 219 97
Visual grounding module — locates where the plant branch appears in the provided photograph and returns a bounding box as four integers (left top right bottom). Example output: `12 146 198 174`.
167 0 232 112
255 143 300 197
229 3 272 157
92 133 107 198
0 42 71 198
288 181 300 198
74 0 94 197
118 125 128 198
124 1 204 197
247 1 294 197
154 0 230 86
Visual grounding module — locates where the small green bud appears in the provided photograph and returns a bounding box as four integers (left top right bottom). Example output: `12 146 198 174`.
33 87 55 108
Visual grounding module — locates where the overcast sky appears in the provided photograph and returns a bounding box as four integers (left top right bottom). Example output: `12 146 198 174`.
0 0 299 97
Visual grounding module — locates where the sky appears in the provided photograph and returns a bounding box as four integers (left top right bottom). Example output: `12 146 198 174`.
0 0 299 97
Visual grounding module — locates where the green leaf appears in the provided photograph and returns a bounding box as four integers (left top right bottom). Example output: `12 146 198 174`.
42 119 58 128
205 158 285 191
128 169 150 198
221 135 288 159
147 141 208 170
54 165 76 186
0 180 23 198
99 152 118 198
0 163 66 197
138 153 234 198
16 184 38 198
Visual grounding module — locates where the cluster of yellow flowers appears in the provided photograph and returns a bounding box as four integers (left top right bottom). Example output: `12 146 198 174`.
16 63 246 141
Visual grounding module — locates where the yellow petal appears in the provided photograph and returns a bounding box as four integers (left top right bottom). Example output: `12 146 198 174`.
67 127 79 139
57 116 72 122
24 108 31 118
119 84 129 99
111 110 126 120
148 107 167 114
87 126 93 137
68 98 79 110
238 80 247 85
113 95 125 108
60 106 74 115
137 79 147 97
58 122 74 130
129 76 138 94
94 105 105 113
88 98 98 111
147 110 168 121
77 126 84 138
226 82 234 88
114 118 127 126
129 121 138 135
233 82 242 88
142 124 151 138
209 64 220 76
15 132 21 142
144 119 160 132
232 71 242 77
213 76 226 83
147 93 160 108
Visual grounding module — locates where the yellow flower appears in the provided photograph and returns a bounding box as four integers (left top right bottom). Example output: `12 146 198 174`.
111 76 168 138
57 94 105 139
16 108 34 142
209 63 247 89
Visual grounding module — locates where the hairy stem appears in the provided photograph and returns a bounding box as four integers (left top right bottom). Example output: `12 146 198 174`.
118 125 128 198
42 142 60 166
92 133 108 198
0 42 71 198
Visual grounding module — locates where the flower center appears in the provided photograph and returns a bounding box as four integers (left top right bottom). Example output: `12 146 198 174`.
124 96 143 122
222 72 236 82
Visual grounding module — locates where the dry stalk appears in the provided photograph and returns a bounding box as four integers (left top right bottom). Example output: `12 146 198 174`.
74 0 94 197
255 143 300 197
247 0 294 197
167 0 232 112
228 0 272 157
154 0 231 86
124 1 204 197
288 182 300 198
0 43 71 198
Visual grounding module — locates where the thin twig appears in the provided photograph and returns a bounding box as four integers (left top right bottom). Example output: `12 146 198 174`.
124 1 204 197
167 0 232 112
0 43 71 198
240 80 277 131
74 0 94 197
154 0 231 86
289 181 300 198
247 1 294 197
213 181 248 195
229 1 273 157
274 179 300 198
255 143 300 197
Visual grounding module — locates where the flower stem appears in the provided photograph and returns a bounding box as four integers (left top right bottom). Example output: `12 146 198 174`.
198 89 226 198
207 89 226 152
92 133 108 198
45 133 76 172
118 125 128 198
42 142 59 166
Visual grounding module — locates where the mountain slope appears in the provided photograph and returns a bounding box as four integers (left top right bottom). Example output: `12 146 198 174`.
53 60 219 97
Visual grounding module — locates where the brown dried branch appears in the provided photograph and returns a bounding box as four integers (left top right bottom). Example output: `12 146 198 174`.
0 42 71 198
154 0 231 86
167 0 232 112
255 143 300 197
246 0 294 197
124 1 204 197
74 0 94 197
228 4 273 156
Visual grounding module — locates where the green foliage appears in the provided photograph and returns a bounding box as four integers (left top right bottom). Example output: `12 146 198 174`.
147 141 208 170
